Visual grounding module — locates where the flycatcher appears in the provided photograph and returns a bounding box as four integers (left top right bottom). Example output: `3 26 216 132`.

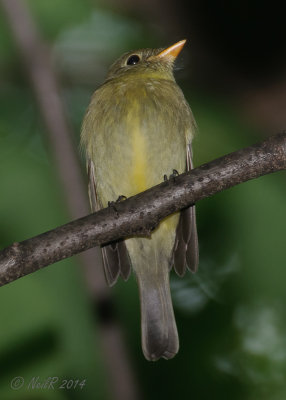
81 39 198 361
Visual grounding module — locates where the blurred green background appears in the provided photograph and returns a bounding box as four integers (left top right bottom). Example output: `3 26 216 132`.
0 1 285 399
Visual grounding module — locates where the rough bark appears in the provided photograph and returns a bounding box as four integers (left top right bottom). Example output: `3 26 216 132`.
0 132 285 287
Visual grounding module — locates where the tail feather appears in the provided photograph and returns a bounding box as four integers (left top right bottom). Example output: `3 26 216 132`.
137 271 179 361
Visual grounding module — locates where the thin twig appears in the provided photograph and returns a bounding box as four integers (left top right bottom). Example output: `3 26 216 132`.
0 132 285 287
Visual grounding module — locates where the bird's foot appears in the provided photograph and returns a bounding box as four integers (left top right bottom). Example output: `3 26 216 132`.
164 169 179 183
108 195 127 218
116 195 127 202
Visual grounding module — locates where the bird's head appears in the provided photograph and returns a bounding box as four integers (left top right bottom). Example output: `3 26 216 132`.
105 40 187 82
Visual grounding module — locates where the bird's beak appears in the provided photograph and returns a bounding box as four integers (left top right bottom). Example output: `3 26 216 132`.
156 39 186 60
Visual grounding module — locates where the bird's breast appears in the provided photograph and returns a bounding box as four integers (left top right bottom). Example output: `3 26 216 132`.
87 80 188 205
130 124 148 194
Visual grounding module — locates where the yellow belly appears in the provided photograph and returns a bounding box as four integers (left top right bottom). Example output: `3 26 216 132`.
131 126 148 193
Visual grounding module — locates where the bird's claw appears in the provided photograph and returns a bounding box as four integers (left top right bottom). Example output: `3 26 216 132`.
170 169 179 181
163 169 179 183
108 195 127 218
116 195 127 202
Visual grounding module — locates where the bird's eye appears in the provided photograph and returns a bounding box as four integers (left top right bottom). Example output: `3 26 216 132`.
126 54 140 65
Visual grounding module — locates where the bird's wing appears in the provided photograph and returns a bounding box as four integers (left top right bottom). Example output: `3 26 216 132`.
87 158 132 286
87 158 100 212
101 240 131 286
172 144 199 276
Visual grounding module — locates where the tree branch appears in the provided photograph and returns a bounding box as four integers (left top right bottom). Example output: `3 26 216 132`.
0 132 285 287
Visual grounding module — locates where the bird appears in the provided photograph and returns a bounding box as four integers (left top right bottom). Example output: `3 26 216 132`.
81 39 199 361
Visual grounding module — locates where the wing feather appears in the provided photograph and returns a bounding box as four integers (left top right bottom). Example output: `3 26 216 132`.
87 159 132 286
173 144 199 275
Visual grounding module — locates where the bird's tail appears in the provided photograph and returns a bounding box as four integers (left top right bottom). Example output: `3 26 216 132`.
136 268 179 361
